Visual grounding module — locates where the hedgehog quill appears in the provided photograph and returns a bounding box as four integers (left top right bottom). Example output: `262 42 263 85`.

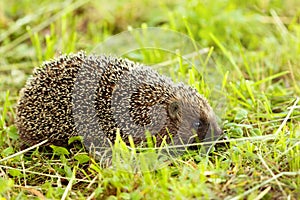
16 51 222 157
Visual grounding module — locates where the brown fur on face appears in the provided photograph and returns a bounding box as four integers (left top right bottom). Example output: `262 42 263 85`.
156 84 222 148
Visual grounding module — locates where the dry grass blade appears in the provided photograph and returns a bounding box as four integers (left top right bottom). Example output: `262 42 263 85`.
257 153 287 197
15 185 46 200
0 139 48 163
274 97 300 136
61 167 77 200
230 171 300 200
253 186 271 200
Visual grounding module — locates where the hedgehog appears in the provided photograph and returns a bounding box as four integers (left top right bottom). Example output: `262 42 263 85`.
16 51 222 156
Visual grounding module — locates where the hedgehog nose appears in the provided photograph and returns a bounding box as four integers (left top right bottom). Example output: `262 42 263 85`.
204 123 223 142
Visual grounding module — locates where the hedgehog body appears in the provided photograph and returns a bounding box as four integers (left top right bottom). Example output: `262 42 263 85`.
16 52 222 153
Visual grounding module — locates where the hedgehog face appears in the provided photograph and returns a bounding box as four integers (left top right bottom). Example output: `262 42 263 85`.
166 89 222 148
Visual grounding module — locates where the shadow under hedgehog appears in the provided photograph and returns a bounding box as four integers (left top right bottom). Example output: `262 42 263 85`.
16 51 223 159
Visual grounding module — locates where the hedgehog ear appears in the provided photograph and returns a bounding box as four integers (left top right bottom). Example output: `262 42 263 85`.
168 101 181 120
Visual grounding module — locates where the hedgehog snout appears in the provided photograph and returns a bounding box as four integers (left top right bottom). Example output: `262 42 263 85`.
204 121 222 142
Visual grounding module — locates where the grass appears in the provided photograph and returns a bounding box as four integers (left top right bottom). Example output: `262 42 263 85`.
0 0 300 199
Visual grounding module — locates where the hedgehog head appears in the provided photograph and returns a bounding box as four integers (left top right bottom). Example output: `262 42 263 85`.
165 84 222 149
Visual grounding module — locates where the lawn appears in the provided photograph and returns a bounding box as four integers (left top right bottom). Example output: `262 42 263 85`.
0 0 300 199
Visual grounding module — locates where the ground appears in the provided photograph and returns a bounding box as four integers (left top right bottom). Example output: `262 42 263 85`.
0 0 299 199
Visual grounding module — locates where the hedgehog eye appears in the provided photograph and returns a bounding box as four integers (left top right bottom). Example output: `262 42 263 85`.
192 120 203 130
